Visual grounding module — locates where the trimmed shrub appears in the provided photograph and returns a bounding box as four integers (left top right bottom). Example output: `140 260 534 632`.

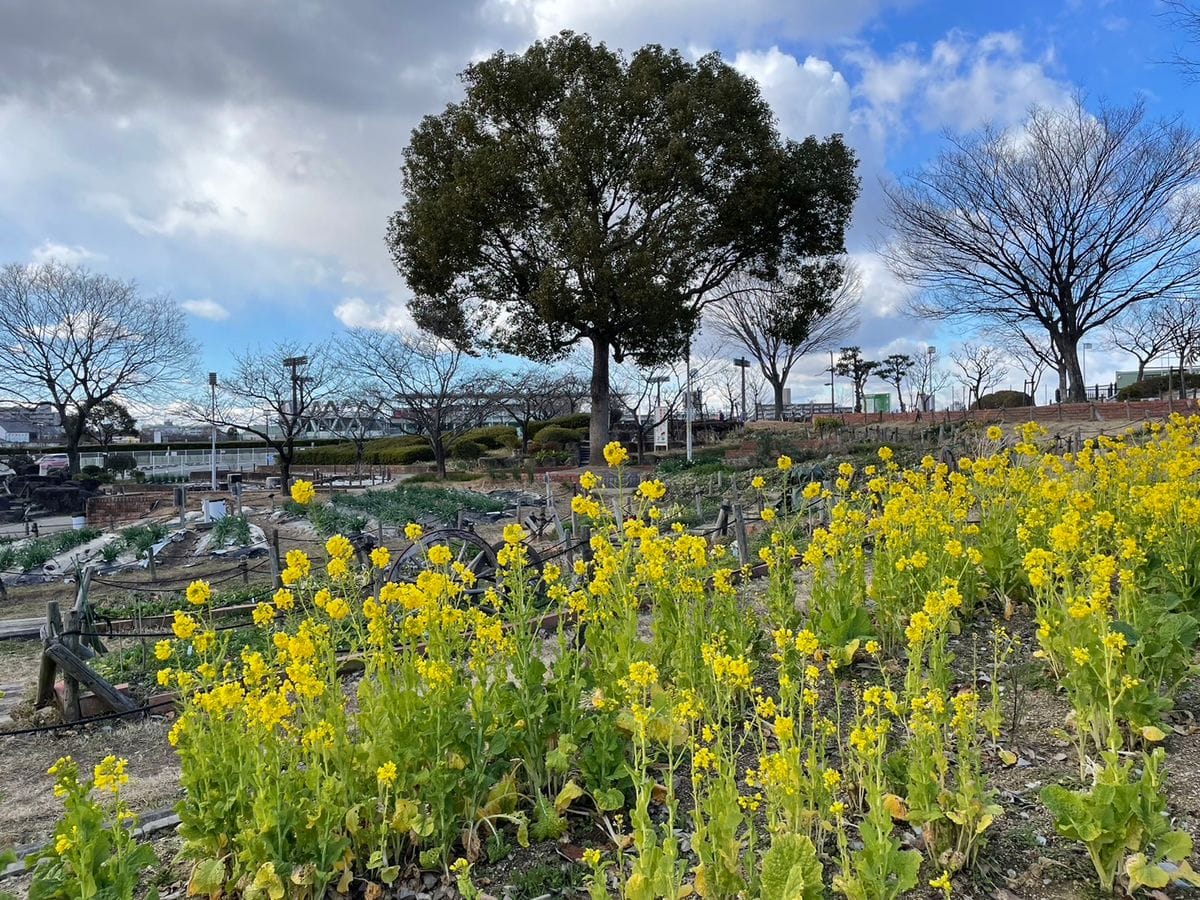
974 390 1032 410
529 426 584 450
457 426 520 450
1116 373 1200 400
105 452 137 476
528 413 590 439
450 440 484 462
295 436 434 465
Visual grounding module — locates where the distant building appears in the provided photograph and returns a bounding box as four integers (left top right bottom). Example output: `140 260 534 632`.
1115 366 1200 390
0 403 64 445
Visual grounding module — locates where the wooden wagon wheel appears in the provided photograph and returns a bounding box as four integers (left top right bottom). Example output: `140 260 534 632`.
387 528 499 601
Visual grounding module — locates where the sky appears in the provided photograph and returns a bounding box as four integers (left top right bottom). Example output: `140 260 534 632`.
0 0 1195 409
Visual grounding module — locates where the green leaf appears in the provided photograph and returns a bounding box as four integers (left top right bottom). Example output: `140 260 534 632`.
1124 853 1170 890
1156 828 1193 862
555 779 585 814
593 787 625 811
759 833 823 900
187 858 226 897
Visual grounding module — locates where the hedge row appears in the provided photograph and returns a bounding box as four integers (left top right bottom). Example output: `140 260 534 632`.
1116 373 1200 400
294 436 434 465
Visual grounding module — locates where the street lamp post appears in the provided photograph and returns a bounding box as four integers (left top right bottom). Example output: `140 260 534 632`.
925 346 937 412
208 372 218 491
733 357 750 421
1081 342 1093 401
282 356 309 487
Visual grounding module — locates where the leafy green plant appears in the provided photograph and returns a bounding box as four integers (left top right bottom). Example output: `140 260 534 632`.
120 523 169 558
211 513 252 547
1041 749 1200 894
27 756 157 900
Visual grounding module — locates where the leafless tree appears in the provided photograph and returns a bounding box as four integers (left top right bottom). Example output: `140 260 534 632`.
952 343 1008 408
1102 303 1172 383
0 262 196 472
487 368 583 450
989 325 1059 402
343 330 494 479
903 347 953 414
1157 296 1200 398
1164 1 1200 79
611 354 723 463
883 99 1200 401
189 343 339 488
708 262 861 419
321 394 389 474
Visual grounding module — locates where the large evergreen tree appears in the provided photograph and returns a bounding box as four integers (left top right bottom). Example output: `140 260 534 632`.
389 32 859 450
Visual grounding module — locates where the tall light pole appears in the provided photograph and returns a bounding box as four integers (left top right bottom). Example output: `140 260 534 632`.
282 356 309 486
733 357 750 421
1081 342 1093 401
208 372 218 491
925 345 936 411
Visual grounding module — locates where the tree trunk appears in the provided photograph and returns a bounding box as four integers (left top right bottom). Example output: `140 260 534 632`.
772 380 785 420
589 338 611 454
433 438 447 480
894 383 906 413
1136 359 1147 382
1060 339 1085 402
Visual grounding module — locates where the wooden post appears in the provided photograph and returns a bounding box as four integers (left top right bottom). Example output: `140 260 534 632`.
75 566 104 655
733 502 750 566
694 486 703 520
147 549 156 582
715 502 730 537
240 559 249 585
581 524 593 565
269 529 282 588
62 608 82 721
36 600 62 709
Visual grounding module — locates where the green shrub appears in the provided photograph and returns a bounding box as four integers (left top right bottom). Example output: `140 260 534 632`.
530 426 584 449
450 440 484 462
974 390 1032 409
457 426 520 450
294 436 435 466
1116 373 1200 401
813 416 843 434
105 452 137 477
528 413 589 439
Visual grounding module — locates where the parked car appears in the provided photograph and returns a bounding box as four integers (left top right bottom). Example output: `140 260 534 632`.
36 453 70 476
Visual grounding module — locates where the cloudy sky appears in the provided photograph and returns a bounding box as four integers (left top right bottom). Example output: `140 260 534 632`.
0 0 1193 405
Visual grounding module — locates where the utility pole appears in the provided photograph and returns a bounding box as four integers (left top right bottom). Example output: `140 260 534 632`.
828 350 836 413
685 341 694 463
208 372 218 491
733 357 750 421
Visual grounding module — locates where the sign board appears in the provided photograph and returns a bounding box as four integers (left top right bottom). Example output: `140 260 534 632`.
653 407 669 450
869 393 891 413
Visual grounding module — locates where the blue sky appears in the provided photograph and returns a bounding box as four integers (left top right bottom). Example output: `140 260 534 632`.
0 0 1194 406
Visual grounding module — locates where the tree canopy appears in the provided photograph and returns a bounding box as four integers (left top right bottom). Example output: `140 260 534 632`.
389 31 859 448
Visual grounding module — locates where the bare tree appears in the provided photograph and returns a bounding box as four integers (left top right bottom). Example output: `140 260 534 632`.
884 99 1200 401
344 330 494 479
709 263 861 420
1157 296 1200 398
487 368 582 450
874 354 914 413
903 348 953 414
321 394 389 475
834 346 878 413
952 343 1008 408
1102 303 1172 383
989 325 1059 402
191 343 339 488
1164 1 1200 79
611 354 723 463
0 262 196 472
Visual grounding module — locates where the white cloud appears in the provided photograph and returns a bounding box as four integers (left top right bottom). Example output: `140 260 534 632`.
333 296 414 332
29 239 105 267
732 48 852 138
487 0 891 47
847 30 1070 135
181 298 230 321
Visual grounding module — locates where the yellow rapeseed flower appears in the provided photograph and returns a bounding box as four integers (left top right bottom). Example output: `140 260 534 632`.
404 522 424 541
603 441 629 467
777 455 793 472
186 580 211 607
290 480 316 505
370 546 391 569
428 544 453 566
